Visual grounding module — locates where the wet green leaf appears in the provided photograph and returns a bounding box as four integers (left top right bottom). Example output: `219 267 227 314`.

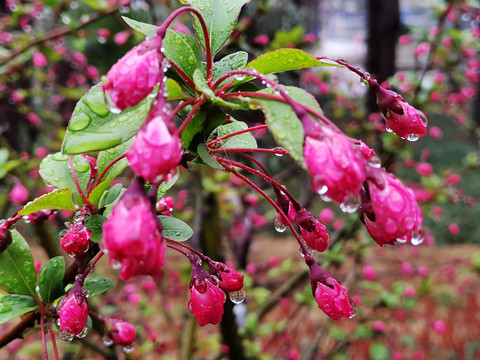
0 230 37 297
38 257 65 304
121 16 157 37
369 343 389 360
0 295 37 324
18 188 76 216
83 276 114 297
62 83 153 154
84 215 107 244
163 29 202 79
197 143 223 169
159 215 193 242
99 183 124 208
211 51 248 86
166 78 190 100
213 119 257 149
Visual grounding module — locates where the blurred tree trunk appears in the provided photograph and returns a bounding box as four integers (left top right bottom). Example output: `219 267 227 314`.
366 0 400 113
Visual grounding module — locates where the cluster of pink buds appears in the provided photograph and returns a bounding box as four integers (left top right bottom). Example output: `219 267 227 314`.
307 260 355 320
57 286 89 342
101 180 165 280
296 208 330 252
60 221 92 256
104 320 137 348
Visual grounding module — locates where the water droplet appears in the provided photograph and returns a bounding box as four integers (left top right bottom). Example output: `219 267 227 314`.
60 331 75 342
234 74 246 81
74 163 90 173
417 111 427 126
56 319 61 326
320 194 332 202
123 345 135 353
273 147 285 156
407 134 420 142
340 194 360 214
385 126 393 133
103 336 113 346
104 92 122 114
368 156 381 168
411 226 425 246
68 113 91 131
160 47 165 53
76 326 88 338
229 287 246 304
396 236 408 244
82 93 109 117
112 260 121 270
274 217 287 232
360 73 370 87
317 185 328 196
348 298 357 319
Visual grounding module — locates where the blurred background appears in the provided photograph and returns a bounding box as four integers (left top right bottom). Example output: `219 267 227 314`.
1 0 480 359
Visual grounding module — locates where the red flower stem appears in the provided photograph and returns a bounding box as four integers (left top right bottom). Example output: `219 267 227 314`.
167 60 196 91
316 57 368 80
40 314 49 360
68 156 91 206
82 251 105 278
166 243 192 259
165 238 213 265
175 97 208 136
217 158 313 262
47 321 60 360
208 124 268 146
172 98 196 118
222 91 338 129
209 147 289 156
156 7 213 83
215 156 301 211
234 152 271 177
93 154 127 188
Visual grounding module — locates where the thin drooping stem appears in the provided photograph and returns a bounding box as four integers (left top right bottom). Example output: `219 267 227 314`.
217 159 313 262
165 238 213 265
82 251 105 278
234 152 271 177
208 124 268 146
167 60 197 91
175 97 208 136
68 156 90 206
171 98 196 118
156 6 213 83
48 321 60 360
41 314 49 360
93 154 127 188
209 147 289 156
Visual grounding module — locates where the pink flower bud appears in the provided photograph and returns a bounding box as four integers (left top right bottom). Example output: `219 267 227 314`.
107 321 137 347
362 265 376 281
429 126 443 139
60 222 92 256
33 51 47 67
404 286 416 298
253 34 269 45
102 183 165 280
418 266 429 276
415 162 433 176
400 262 413 276
304 33 316 43
0 222 13 253
9 182 28 203
319 208 334 224
301 219 330 252
372 320 386 332
58 291 88 337
361 170 423 246
102 36 163 111
188 278 225 326
433 320 446 334
308 262 354 320
114 30 130 45
304 126 366 204
444 174 460 186
448 223 459 235
127 113 182 183
218 267 244 292
414 42 430 58
398 35 411 45
97 28 110 39
372 83 427 141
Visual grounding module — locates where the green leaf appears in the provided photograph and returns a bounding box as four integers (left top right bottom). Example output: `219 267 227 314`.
214 119 257 149
18 188 76 216
97 138 132 180
246 49 339 74
181 104 226 153
192 69 243 109
99 183 124 208
0 230 37 297
39 153 91 196
121 16 158 37
253 86 322 163
369 343 389 360
159 215 193 242
185 0 249 54
38 257 66 304
84 215 107 244
62 83 153 154
197 143 223 169
157 173 179 199
83 276 114 297
0 295 37 324
211 51 248 85
164 29 202 79
166 79 190 100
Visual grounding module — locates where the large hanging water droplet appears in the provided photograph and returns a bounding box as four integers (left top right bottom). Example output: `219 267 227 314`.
317 185 328 196
340 194 360 214
368 156 381 168
76 326 88 338
83 93 109 117
407 134 420 142
123 345 135 353
229 287 246 304
274 217 287 232
234 74 246 81
396 236 408 244
103 336 113 346
273 147 285 157
385 126 393 133
348 298 357 319
112 260 121 270
60 331 75 342
411 226 425 246
104 92 122 114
